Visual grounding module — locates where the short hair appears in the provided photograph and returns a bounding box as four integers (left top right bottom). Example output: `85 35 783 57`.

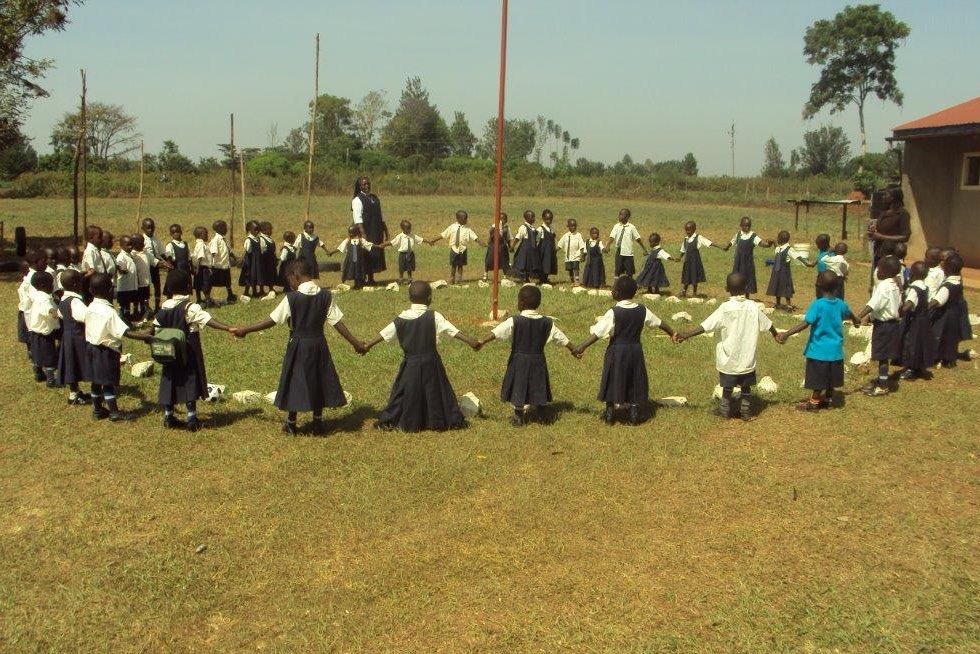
878 255 900 277
944 252 963 275
925 247 942 262
648 232 661 244
726 272 747 295
518 284 542 309
816 271 839 294
193 226 207 238
169 223 182 233
24 249 40 266
60 268 82 291
409 280 431 303
55 246 71 264
89 273 113 298
31 271 54 291
283 231 296 242
542 208 554 219
740 215 752 224
212 219 227 230
285 257 312 278
455 210 468 221
893 242 907 258
909 261 928 280
523 210 535 221
165 269 193 295
141 217 155 227
613 275 637 299
620 208 631 219
815 233 831 248
777 230 790 243
834 242 848 254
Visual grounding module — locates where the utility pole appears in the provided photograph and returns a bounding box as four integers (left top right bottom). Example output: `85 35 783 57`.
729 122 736 177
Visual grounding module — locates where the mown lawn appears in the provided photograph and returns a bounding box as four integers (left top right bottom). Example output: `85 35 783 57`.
0 196 977 652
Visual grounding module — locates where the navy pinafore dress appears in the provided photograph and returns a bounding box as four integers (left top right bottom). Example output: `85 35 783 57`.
155 300 208 405
598 305 649 405
933 281 968 363
484 225 511 273
681 235 706 285
766 246 795 299
298 234 321 278
732 233 758 294
513 224 542 278
57 295 90 384
636 247 669 290
582 240 606 288
538 226 558 276
501 315 553 407
900 284 934 370
277 246 296 290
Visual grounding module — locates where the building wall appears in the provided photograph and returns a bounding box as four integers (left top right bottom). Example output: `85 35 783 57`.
903 134 980 266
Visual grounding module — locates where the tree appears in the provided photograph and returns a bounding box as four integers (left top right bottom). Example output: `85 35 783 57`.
50 102 140 162
448 112 476 157
475 117 536 162
303 93 359 162
352 90 391 150
681 153 698 176
761 137 787 177
382 77 450 161
802 4 910 156
0 127 37 179
799 125 851 176
247 151 292 177
265 122 279 150
282 128 306 157
157 140 196 174
0 1 80 147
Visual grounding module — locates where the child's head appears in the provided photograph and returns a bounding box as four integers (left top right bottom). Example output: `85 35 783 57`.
260 221 272 236
500 212 508 224
101 231 114 249
284 257 313 287
893 242 907 260
165 269 193 296
739 216 752 232
303 220 315 234
517 284 542 312
193 226 208 241
940 247 956 263
60 268 83 294
589 226 600 240
246 221 260 236
283 230 296 244
542 209 554 225
131 234 145 251
86 225 102 245
212 220 228 236
43 247 56 265
726 272 747 296
169 224 183 240
648 232 661 247
19 259 30 275
815 233 831 251
567 218 577 232
834 242 848 256
876 255 900 280
455 210 469 225
777 230 790 245
89 273 113 300
347 224 362 239
618 208 631 224
522 210 535 224
924 247 942 267
68 246 81 265
55 246 71 266
684 221 696 236
31 271 54 294
816 271 840 296
908 261 928 282
399 220 412 234
942 252 963 276
141 218 155 236
612 275 638 301
119 235 133 253
408 280 432 306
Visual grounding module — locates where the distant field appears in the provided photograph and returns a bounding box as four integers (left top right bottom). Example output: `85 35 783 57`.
1 196 977 652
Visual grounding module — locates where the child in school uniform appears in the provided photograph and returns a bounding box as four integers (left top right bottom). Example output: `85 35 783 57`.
239 221 266 297
923 247 944 300
606 208 646 278
390 220 426 284
852 256 902 396
766 231 814 311
929 252 969 368
677 272 780 420
80 225 104 278
232 258 365 435
484 213 511 282
131 235 152 322
777 271 855 411
328 224 382 290
277 231 297 292
582 227 606 289
572 275 678 426
83 273 149 421
823 243 850 299
165 224 192 276
27 271 61 387
364 281 479 432
538 209 559 284
153 270 235 431
511 210 542 284
208 220 235 304
68 245 83 273
190 226 213 306
897 262 935 381
893 242 910 287
297 221 330 279
100 232 117 281
141 218 168 312
720 217 773 297
17 251 42 364
53 247 70 297
556 218 586 285
56 269 93 406
259 221 277 292
476 285 577 426
114 235 139 324
680 220 725 297
428 210 483 284
635 233 676 295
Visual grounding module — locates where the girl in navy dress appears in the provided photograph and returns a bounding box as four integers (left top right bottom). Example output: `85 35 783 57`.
277 231 297 292
680 220 725 296
259 221 277 291
766 230 814 311
635 233 676 294
239 221 267 297
327 224 384 290
297 220 330 279
165 224 192 274
153 270 235 432
511 210 542 283
929 252 969 368
56 269 93 406
538 209 559 284
484 212 511 281
581 227 607 289
721 217 772 297
898 261 935 380
232 258 366 435
572 276 678 426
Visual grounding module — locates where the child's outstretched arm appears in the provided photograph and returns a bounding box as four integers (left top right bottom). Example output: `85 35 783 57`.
776 321 809 344
675 326 704 343
852 305 872 326
476 333 496 350
658 322 679 343
124 328 153 343
332 321 367 355
634 237 648 255
324 248 340 257
768 325 780 341
363 334 384 353
205 318 235 334
426 235 444 246
572 334 599 357
717 240 732 251
453 331 481 352
231 318 275 338
798 257 816 268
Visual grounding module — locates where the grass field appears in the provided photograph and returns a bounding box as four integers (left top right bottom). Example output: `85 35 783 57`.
1 196 978 652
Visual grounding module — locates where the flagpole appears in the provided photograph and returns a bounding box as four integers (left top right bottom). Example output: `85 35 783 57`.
491 0 509 321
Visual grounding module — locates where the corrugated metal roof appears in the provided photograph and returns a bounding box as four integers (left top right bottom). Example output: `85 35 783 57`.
894 97 980 132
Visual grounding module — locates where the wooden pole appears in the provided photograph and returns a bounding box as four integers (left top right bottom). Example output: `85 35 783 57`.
305 33 320 221
490 0 509 321
135 140 145 230
239 150 247 232
80 69 88 233
229 113 236 248
71 130 82 245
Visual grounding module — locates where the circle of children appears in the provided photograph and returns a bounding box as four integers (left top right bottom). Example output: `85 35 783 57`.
16 201 970 434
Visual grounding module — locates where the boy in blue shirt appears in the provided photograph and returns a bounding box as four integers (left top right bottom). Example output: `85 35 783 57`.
778 271 855 411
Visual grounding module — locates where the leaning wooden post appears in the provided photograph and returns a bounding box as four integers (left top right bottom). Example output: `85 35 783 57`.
239 150 247 232
305 33 320 221
71 130 82 244
135 140 145 231
80 69 88 233
229 113 236 248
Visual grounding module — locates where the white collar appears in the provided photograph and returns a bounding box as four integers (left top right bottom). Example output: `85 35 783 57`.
297 280 320 293
729 295 747 302
171 240 186 246
283 243 296 251
302 231 316 241
63 291 82 300
877 278 898 290
617 222 632 229
92 298 113 307
615 300 638 308
910 280 927 290
519 309 543 318
409 303 429 311
687 233 698 239
946 275 962 283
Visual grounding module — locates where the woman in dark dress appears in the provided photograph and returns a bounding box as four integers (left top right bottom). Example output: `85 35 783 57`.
869 188 911 270
352 176 388 285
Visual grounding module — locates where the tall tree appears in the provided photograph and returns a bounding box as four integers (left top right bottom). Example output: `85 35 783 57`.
761 137 786 177
475 117 536 162
802 4 910 155
282 128 306 156
681 152 698 176
382 77 450 160
0 127 37 179
448 112 476 157
157 140 196 174
0 1 80 147
352 90 391 149
799 125 851 176
50 102 140 162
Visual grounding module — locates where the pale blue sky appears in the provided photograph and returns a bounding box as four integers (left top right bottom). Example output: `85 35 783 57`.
19 0 980 175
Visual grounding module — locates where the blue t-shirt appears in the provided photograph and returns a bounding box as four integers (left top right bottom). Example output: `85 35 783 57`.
803 297 851 362
815 249 831 273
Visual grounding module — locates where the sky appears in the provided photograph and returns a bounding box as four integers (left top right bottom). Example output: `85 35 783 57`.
18 0 980 176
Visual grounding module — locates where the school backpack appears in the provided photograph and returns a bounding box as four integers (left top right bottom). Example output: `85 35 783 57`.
149 302 190 364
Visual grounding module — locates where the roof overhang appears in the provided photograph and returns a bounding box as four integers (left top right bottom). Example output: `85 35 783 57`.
889 123 980 142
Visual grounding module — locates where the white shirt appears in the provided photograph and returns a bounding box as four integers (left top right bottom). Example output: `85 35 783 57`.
142 233 165 268
100 249 117 276
26 288 59 335
925 266 945 300
337 237 375 255
491 310 569 346
260 234 275 254
133 251 151 288
191 239 212 269
17 270 35 312
58 291 88 322
243 235 259 254
649 248 672 261
165 240 189 262
154 295 213 333
81 242 102 273
823 254 849 278
866 278 901 321
390 232 424 253
208 233 231 270
590 300 662 339
700 296 773 375
904 280 927 309
351 194 377 224
730 231 763 247
441 223 479 254
115 251 138 292
933 276 962 307
270 280 343 326
279 244 297 262
53 264 67 292
680 234 713 253
609 222 642 256
556 232 587 262
586 238 606 253
774 243 806 263
379 304 459 343
84 298 129 351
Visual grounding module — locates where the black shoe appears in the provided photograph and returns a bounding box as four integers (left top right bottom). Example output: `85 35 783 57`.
898 369 918 381
602 406 615 425
109 412 136 422
163 415 186 430
186 418 202 433
46 378 61 389
628 405 641 426
68 395 91 406
93 408 110 420
34 369 46 382
227 295 238 304
510 412 527 427
282 422 298 436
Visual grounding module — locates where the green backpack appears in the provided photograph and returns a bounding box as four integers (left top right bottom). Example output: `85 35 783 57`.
150 302 190 364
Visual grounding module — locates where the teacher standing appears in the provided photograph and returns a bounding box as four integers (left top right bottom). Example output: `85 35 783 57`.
352 176 388 285
868 188 911 266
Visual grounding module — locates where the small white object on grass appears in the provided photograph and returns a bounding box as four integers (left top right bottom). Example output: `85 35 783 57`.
969 314 980 326
656 396 688 407
969 349 978 361
597 289 613 297
362 286 376 293
477 279 490 288
558 286 567 293
431 280 449 289
849 346 871 366
232 390 262 404
261 290 277 301
705 298 718 306
386 282 399 291
204 384 225 403
500 278 517 288
119 352 133 365
848 325 872 340
541 283 553 290
335 283 351 292
665 295 681 303
459 392 481 418
130 361 154 378
239 295 251 304
671 311 693 322
642 293 661 301
587 289 598 296
687 297 704 304
757 376 779 394
763 307 775 315
343 391 353 406
264 391 277 404
572 286 587 295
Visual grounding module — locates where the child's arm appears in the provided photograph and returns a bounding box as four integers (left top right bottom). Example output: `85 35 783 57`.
476 333 496 349
852 305 872 325
324 248 340 257
363 334 384 352
231 318 276 338
634 237 648 255
675 326 704 343
332 321 367 355
205 318 234 333
775 321 809 344
798 257 816 268
658 322 679 343
768 325 780 340
426 235 444 245
900 298 914 317
452 331 481 351
124 328 152 343
572 334 600 357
